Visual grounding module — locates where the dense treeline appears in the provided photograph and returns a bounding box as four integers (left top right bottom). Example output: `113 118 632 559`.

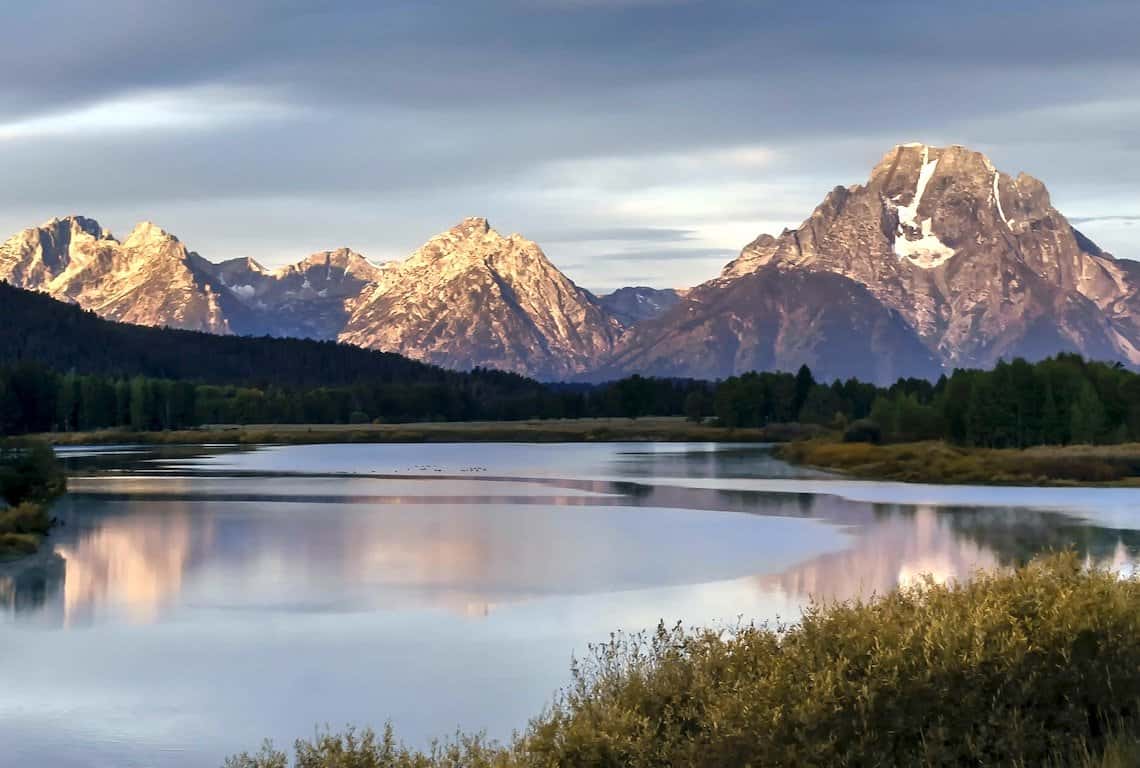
0 281 710 432
711 355 1140 448
0 364 711 434
3 354 1140 448
4 281 1140 445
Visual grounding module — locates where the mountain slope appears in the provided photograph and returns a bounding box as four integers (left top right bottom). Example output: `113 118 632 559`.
202 248 385 339
720 143 1134 369
597 267 941 384
598 287 682 326
0 217 235 333
340 218 623 380
0 280 538 392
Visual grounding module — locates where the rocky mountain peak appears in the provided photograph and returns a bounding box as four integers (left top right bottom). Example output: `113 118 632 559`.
339 220 622 379
124 220 180 248
275 247 385 286
717 142 1140 371
449 216 492 239
40 214 111 241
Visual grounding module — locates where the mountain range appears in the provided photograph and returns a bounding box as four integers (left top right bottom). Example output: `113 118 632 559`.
2 143 1135 384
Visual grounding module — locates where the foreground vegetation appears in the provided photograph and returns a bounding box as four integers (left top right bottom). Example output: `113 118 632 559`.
0 441 66 559
777 439 1140 486
226 556 1140 767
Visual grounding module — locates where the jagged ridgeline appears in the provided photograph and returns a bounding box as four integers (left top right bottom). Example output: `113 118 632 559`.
2 144 1139 384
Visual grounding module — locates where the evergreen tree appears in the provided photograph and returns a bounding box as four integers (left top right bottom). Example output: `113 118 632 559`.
1070 380 1106 444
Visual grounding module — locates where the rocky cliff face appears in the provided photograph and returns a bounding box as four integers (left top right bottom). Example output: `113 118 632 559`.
339 218 623 380
719 143 1135 370
203 247 386 339
598 286 682 326
597 267 942 384
0 216 234 333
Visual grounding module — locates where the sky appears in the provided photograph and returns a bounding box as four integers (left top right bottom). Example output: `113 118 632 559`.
1 0 1138 293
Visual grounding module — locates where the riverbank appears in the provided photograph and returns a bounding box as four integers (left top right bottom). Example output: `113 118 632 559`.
777 439 1140 486
0 503 52 560
0 441 67 561
34 417 821 446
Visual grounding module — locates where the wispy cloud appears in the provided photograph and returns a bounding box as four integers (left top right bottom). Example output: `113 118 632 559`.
0 86 290 143
1070 215 1140 225
595 247 737 261
536 227 699 243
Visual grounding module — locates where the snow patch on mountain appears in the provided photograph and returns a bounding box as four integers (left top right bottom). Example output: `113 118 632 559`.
893 146 956 268
894 219 956 268
993 171 1011 227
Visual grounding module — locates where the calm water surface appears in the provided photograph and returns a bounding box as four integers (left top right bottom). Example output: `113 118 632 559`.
2 442 1139 767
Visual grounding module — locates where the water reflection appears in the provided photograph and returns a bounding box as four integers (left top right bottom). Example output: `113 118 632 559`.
21 487 843 623
0 553 64 615
7 463 1139 626
764 503 1140 604
56 499 204 626
5 443 1140 768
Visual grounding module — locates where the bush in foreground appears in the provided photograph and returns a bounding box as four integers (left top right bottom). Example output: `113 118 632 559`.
0 440 66 559
0 440 66 505
225 555 1140 768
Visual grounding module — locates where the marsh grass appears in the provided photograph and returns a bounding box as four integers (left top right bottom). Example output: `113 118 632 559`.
226 555 1140 767
35 417 809 446
778 439 1140 485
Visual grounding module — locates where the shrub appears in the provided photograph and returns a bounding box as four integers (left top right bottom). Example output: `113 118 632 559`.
842 418 882 444
0 440 66 505
227 555 1140 767
0 502 51 535
0 532 40 558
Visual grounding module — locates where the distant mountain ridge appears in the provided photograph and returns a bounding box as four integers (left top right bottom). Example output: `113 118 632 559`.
598 287 682 326
0 215 635 380
2 143 1137 383
0 216 237 334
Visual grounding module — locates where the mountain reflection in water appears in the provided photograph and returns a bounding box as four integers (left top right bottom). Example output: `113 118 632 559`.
3 443 1140 768
4 460 1138 626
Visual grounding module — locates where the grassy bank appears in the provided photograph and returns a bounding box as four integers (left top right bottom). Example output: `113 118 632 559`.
777 438 1140 486
0 441 67 560
226 555 1140 767
35 417 821 446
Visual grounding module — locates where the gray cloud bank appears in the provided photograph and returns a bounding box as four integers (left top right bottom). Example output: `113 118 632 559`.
1 0 1137 291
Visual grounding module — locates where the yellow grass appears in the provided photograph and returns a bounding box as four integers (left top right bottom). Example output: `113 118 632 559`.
35 417 808 446
778 439 1140 486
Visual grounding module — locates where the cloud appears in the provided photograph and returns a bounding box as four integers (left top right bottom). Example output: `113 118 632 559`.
1070 215 1140 224
0 0 1137 289
0 86 290 143
595 247 738 262
536 227 699 243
